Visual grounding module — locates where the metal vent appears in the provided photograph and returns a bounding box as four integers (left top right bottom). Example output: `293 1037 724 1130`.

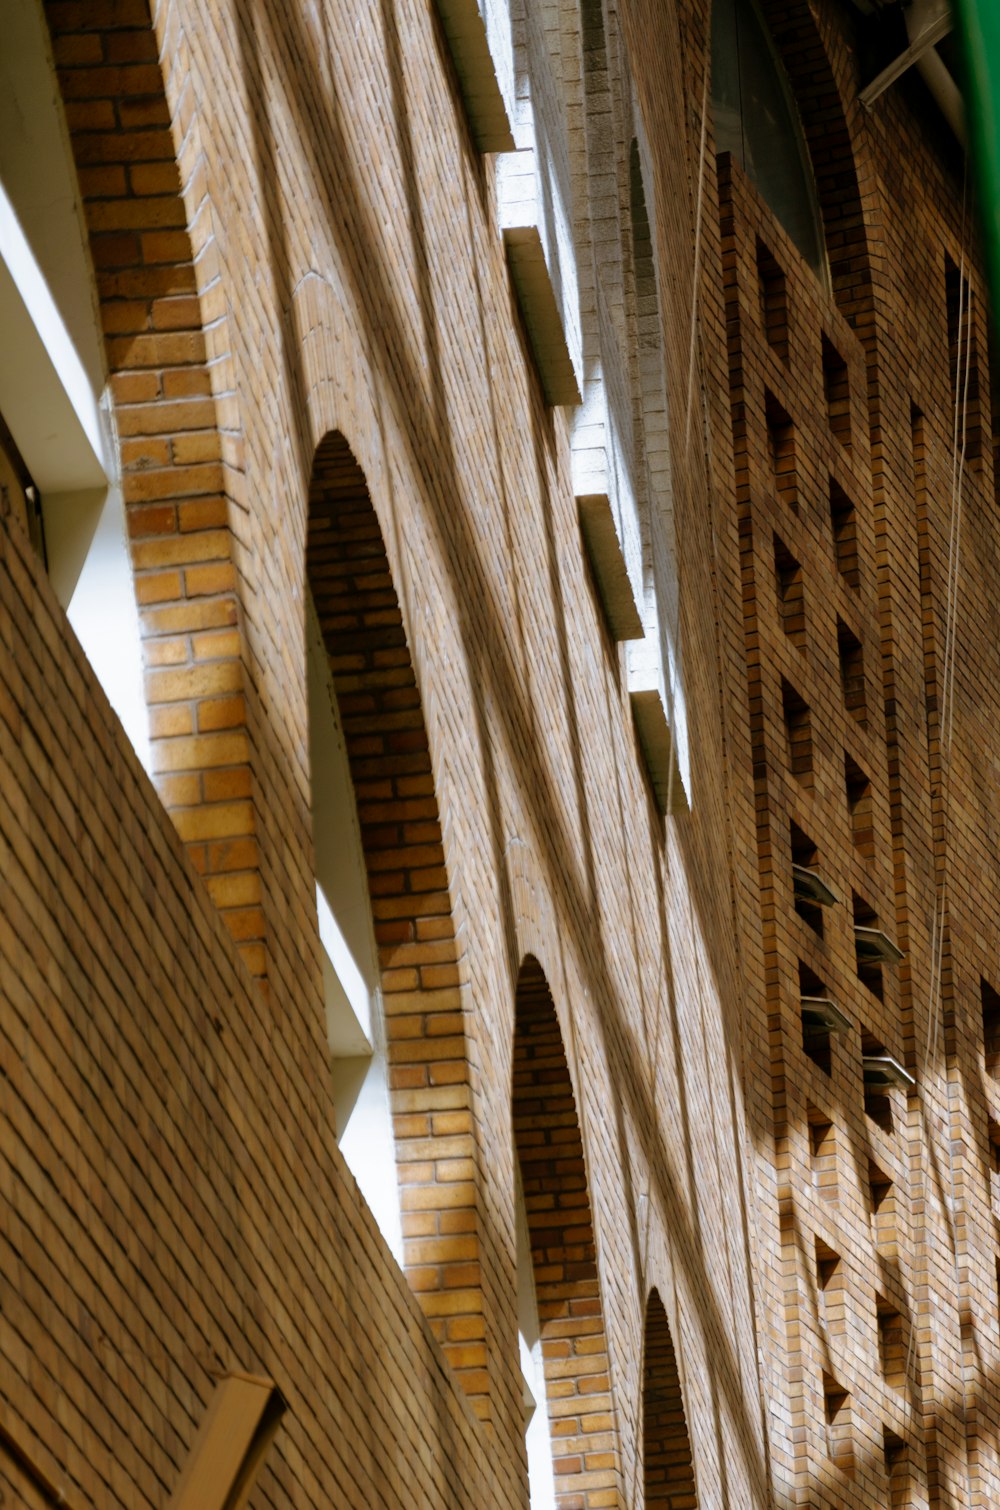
792 864 840 907
854 926 904 964
801 997 854 1035
862 1054 916 1091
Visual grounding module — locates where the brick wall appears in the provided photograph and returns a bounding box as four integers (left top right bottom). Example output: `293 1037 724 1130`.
15 0 1000 1505
0 510 519 1508
698 0 1000 1503
5 0 772 1502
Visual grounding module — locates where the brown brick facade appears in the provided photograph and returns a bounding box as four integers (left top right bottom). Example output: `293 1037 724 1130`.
0 513 516 1509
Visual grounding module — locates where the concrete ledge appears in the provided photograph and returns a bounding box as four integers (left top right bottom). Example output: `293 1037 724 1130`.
433 0 515 152
577 493 644 641
630 686 689 815
503 224 583 406
0 179 107 490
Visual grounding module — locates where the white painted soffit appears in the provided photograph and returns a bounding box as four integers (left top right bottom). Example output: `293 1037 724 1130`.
0 179 108 491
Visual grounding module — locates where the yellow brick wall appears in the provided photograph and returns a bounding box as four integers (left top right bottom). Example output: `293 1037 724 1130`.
5 0 770 1504
10 0 1000 1506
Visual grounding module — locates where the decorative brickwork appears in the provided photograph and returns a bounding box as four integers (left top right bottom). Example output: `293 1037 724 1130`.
7 0 1000 1505
719 142 917 1504
306 431 488 1408
704 0 1000 1499
512 957 621 1507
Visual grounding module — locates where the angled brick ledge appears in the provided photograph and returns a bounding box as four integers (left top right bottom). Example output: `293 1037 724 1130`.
577 492 645 642
433 0 515 152
502 223 582 407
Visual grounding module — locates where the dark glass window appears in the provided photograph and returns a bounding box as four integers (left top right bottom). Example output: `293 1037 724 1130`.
712 0 826 281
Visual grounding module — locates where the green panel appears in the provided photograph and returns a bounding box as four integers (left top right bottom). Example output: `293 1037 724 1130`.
953 0 1000 321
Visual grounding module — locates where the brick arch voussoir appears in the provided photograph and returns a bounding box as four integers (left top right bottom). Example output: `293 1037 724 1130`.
756 0 879 334
512 955 622 1508
306 429 490 1412
643 1288 698 1510
44 1 265 978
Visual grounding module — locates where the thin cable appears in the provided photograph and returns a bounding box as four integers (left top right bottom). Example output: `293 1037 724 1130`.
677 43 777 1498
905 167 975 1508
685 66 712 454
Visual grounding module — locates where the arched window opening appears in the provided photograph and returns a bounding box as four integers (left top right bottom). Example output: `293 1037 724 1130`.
512 957 621 1506
643 1290 698 1509
711 0 826 282
0 0 148 767
516 1168 559 1510
307 433 487 1403
306 584 402 1261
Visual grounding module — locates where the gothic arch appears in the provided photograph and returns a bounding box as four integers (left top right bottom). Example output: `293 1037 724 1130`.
306 430 488 1410
643 1289 698 1509
512 955 622 1506
753 0 877 327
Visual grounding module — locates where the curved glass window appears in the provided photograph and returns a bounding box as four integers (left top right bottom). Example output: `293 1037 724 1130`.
712 0 826 281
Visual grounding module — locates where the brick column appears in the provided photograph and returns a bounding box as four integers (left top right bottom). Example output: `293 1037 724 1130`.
46 1 267 980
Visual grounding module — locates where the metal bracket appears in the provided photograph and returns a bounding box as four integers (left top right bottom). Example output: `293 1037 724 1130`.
858 1 953 108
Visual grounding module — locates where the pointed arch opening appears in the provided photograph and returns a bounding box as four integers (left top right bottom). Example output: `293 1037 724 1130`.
511 956 620 1506
306 431 488 1406
713 0 880 331
752 0 875 328
643 1289 698 1509
711 0 827 283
